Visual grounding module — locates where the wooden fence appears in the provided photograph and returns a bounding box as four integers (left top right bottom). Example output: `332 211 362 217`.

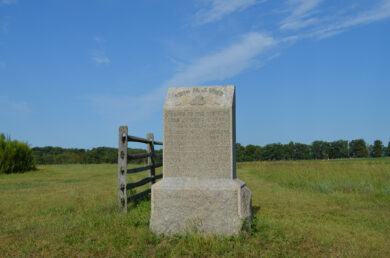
118 126 163 212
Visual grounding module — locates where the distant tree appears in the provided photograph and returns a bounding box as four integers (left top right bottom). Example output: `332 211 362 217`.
387 142 390 157
293 143 312 160
236 143 246 162
372 140 384 158
283 142 295 160
262 143 284 160
349 139 368 158
253 145 263 161
155 149 163 164
329 140 348 159
244 145 257 161
30 138 387 165
368 144 374 158
32 146 148 165
311 141 330 159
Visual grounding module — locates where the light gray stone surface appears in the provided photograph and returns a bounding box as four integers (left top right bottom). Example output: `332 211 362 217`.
150 85 252 236
151 178 250 235
163 86 236 179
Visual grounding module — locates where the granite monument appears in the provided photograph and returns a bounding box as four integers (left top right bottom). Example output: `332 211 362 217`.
150 85 252 235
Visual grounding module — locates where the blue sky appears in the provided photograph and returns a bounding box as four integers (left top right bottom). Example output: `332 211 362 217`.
0 0 389 149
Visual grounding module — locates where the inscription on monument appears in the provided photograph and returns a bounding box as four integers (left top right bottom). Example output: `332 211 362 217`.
163 86 235 179
174 87 224 98
171 87 227 107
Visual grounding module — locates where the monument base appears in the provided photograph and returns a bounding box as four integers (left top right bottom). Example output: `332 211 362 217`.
150 178 252 236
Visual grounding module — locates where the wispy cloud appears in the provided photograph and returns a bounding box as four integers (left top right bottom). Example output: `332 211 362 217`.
91 36 110 65
89 32 277 123
195 0 262 24
280 0 324 30
0 96 31 117
91 53 110 64
2 0 18 5
164 32 276 86
89 86 167 126
310 0 390 39
280 0 390 37
93 36 104 43
91 1 390 123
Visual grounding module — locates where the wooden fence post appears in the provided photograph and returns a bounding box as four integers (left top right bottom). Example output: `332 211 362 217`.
147 133 155 189
118 126 128 213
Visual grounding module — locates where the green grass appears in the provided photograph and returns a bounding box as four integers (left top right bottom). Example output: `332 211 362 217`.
1 159 390 257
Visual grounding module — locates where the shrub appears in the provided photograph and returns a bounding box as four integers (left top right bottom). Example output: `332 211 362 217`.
0 134 36 174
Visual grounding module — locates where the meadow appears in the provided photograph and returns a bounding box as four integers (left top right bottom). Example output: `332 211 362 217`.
1 159 390 257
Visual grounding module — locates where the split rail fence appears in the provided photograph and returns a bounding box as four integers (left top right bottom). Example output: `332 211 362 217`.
118 126 163 212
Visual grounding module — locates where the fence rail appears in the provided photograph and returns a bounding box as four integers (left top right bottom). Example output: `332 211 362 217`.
127 177 154 189
127 153 151 160
118 126 163 212
127 135 163 145
128 189 151 203
127 163 162 174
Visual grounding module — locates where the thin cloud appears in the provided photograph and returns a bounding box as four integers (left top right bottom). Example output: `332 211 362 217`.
90 32 277 124
195 0 262 24
280 0 390 37
2 0 18 5
89 86 166 126
310 0 390 39
90 1 390 123
160 1 389 103
280 0 324 30
164 32 276 86
0 96 31 116
91 54 110 64
91 36 110 65
93 36 105 43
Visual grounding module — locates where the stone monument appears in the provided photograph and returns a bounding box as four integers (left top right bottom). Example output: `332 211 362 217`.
150 85 252 235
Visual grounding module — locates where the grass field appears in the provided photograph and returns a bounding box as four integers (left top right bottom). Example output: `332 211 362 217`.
1 159 390 257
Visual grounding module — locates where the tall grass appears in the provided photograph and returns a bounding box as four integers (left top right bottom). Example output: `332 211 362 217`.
0 134 36 174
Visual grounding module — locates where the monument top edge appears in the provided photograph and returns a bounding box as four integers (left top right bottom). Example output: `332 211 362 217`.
164 85 235 109
167 85 235 89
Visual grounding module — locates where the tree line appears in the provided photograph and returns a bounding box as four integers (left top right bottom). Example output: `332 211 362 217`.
4 131 388 174
32 146 163 165
236 139 390 162
31 139 390 165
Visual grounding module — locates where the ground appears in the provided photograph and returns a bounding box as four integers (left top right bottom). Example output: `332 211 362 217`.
1 159 390 257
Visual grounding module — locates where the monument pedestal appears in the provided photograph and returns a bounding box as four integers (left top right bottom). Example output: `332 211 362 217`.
150 178 251 235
